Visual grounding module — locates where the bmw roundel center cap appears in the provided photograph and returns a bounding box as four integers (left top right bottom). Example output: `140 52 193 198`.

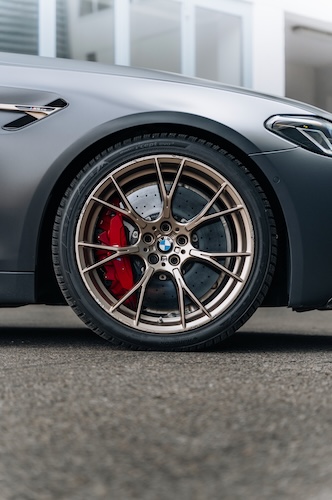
158 236 173 253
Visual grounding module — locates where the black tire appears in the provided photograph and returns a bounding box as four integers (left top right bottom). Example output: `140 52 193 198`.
52 134 276 350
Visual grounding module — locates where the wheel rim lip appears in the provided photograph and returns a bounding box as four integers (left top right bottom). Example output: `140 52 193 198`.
75 154 255 335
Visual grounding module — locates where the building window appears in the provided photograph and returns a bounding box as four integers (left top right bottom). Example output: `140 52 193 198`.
55 0 250 86
130 0 181 73
0 0 39 55
63 0 115 64
79 0 112 16
195 7 242 86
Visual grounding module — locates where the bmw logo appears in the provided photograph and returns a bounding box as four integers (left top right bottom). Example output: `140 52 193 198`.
158 236 173 253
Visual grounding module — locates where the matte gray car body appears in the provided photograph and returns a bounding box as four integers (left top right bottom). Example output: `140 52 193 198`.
1 52 332 343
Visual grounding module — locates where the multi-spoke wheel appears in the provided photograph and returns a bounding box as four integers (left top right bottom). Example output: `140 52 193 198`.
53 134 276 350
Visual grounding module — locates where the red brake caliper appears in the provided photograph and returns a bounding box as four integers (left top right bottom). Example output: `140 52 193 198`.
96 207 136 308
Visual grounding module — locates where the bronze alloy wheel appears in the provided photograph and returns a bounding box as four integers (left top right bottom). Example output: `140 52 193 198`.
53 134 276 350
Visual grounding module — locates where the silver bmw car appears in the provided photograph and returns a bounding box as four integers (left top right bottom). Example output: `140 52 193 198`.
1 52 332 350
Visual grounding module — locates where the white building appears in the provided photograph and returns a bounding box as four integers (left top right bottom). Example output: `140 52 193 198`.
5 0 332 110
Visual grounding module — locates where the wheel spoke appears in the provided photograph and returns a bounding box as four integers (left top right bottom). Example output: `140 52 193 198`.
134 267 155 326
173 269 186 328
173 269 211 325
190 249 245 282
91 174 148 229
184 181 226 230
191 249 251 258
155 157 185 218
187 204 243 231
168 158 185 203
78 241 139 253
110 174 134 214
90 196 130 217
81 245 139 273
110 266 155 314
154 157 168 216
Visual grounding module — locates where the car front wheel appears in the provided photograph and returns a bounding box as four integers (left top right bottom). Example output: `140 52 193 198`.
52 134 276 350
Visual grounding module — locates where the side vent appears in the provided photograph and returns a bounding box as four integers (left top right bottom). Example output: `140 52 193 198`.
1 98 67 130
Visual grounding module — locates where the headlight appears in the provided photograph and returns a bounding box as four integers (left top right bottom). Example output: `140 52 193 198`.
265 115 332 156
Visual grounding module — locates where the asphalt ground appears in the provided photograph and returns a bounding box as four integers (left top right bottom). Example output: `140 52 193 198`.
0 306 332 500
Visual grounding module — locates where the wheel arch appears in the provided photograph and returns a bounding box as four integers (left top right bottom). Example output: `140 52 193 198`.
35 111 289 305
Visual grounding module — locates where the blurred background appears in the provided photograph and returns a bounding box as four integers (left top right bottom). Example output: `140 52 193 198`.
1 0 332 111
